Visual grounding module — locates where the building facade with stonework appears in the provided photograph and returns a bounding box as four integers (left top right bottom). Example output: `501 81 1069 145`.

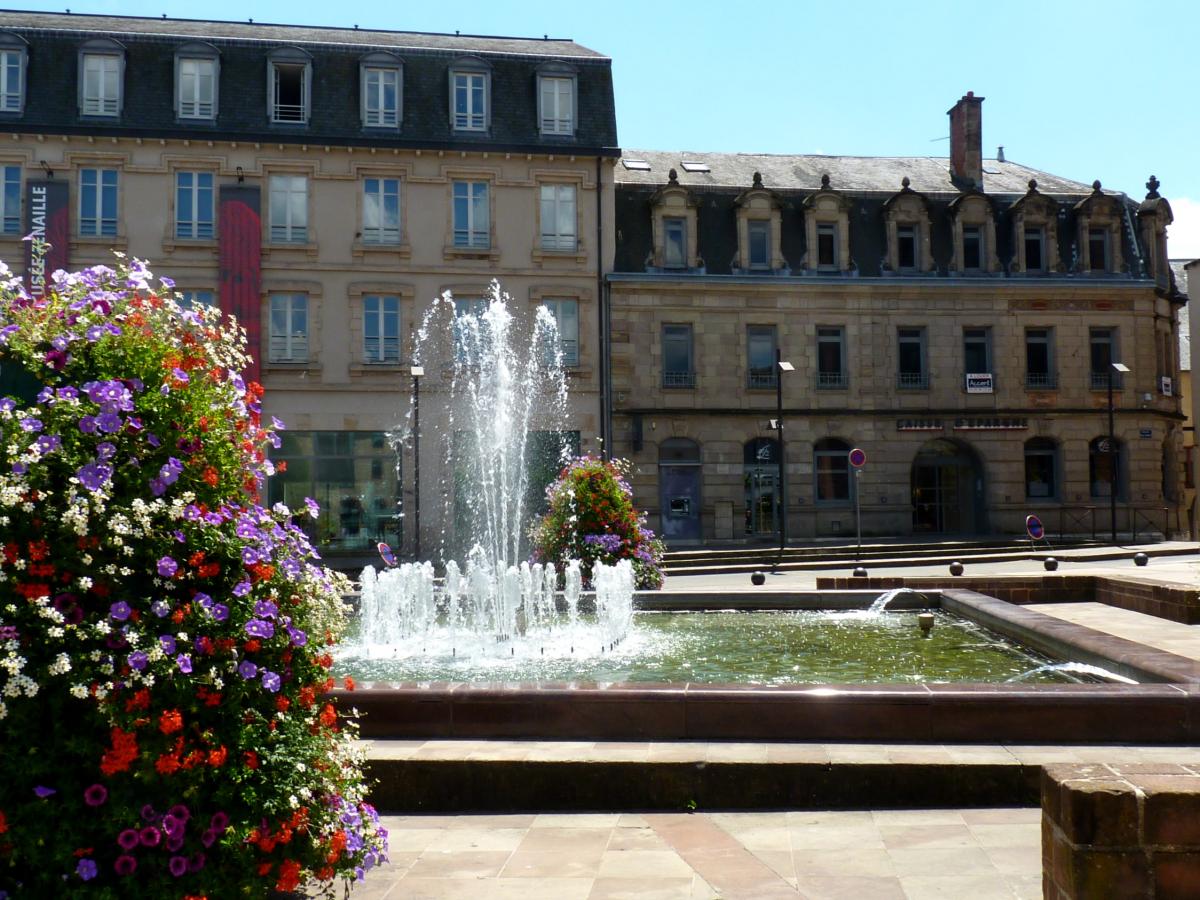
0 11 618 562
608 95 1187 545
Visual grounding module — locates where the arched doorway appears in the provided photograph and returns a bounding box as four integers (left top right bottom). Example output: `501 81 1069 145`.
911 439 985 534
744 438 780 536
658 438 702 543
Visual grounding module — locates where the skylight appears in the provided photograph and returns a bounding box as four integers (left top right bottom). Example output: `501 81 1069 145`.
622 158 651 171
680 160 710 173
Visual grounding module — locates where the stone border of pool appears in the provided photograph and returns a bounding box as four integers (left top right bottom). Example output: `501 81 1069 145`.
332 579 1200 744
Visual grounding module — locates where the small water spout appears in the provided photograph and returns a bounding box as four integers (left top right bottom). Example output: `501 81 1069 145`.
868 588 925 614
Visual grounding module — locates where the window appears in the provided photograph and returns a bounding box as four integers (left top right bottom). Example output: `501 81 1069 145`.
817 222 837 269
963 327 992 386
177 56 216 119
662 324 694 388
1025 438 1058 500
179 290 215 310
539 75 574 135
269 174 308 243
80 51 122 117
663 217 686 268
540 298 579 367
78 168 118 237
452 297 488 362
814 438 852 504
1024 226 1045 272
362 177 400 244
362 63 400 128
962 226 983 271
1089 327 1119 390
897 327 927 389
452 180 489 248
1 165 19 234
817 326 847 388
748 220 770 269
897 224 918 271
746 325 777 389
0 42 26 113
363 295 400 364
1025 328 1055 389
539 184 576 251
268 294 308 362
1090 436 1123 500
174 171 214 240
451 69 487 131
1088 228 1109 273
269 51 310 124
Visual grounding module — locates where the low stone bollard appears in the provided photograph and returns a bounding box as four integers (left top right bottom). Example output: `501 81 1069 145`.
1042 763 1200 899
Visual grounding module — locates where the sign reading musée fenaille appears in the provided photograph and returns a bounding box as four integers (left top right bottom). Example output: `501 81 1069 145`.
24 180 69 298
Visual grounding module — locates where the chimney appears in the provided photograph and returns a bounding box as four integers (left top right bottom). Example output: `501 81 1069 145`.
948 91 984 190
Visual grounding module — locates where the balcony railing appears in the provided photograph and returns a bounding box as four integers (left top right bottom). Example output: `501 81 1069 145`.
1025 372 1057 390
1090 371 1124 391
897 372 929 389
747 370 777 389
663 371 696 389
817 371 848 389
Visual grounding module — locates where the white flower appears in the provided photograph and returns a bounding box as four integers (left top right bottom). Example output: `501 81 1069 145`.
70 684 88 699
47 654 70 676
76 576 93 591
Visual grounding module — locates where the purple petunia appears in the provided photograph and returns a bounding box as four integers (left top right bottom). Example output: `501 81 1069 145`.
210 603 229 623
237 660 257 680
109 602 131 622
159 635 176 654
78 415 98 434
83 783 107 807
244 619 274 639
33 785 55 798
261 670 281 693
139 826 162 847
287 626 307 647
168 855 188 877
76 460 113 492
232 581 252 597
96 442 116 460
76 859 97 881
304 497 320 519
253 600 277 620
18 417 42 432
175 654 192 674
157 556 178 578
114 855 137 876
127 650 148 670
117 829 140 851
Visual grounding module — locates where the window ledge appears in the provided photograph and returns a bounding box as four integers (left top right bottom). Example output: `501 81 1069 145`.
352 239 412 260
263 241 319 260
162 238 218 254
264 361 320 373
349 363 406 377
71 235 128 251
532 247 587 264
443 244 499 261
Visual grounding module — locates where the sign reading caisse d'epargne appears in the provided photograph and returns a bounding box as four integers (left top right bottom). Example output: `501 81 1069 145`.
23 180 69 299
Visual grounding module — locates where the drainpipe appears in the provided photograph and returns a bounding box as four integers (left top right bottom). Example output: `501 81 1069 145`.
596 153 610 459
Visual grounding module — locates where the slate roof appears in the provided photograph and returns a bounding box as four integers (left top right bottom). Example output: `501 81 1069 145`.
614 149 1152 278
1171 260 1191 370
0 11 618 154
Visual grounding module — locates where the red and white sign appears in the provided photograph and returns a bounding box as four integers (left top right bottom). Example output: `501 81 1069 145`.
848 448 867 468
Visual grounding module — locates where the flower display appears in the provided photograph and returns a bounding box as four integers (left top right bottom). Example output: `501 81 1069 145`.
529 455 665 589
0 257 387 897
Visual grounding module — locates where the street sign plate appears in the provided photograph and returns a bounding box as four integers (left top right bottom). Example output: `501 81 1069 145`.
1025 515 1045 541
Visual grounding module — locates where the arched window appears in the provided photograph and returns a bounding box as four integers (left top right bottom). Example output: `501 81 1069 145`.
1024 438 1058 500
814 438 852 504
1089 437 1124 500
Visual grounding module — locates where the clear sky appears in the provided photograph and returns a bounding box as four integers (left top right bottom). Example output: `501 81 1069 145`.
15 0 1200 257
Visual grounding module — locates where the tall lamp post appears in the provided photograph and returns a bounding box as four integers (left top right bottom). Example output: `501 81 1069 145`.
410 365 424 560
1108 362 1130 544
775 352 795 562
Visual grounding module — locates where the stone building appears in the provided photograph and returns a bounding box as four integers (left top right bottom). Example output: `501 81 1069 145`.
0 11 618 562
608 95 1187 544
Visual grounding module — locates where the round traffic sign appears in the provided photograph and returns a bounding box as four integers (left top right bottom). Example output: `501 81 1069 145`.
377 542 398 567
848 448 867 468
1025 515 1045 541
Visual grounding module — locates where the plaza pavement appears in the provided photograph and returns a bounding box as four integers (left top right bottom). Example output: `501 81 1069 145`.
352 543 1200 899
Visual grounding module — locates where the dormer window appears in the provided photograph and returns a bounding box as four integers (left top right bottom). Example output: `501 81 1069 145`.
1076 181 1124 275
1088 228 1109 272
79 39 125 117
360 52 402 129
817 223 837 269
537 63 575 136
663 217 686 268
962 226 983 271
450 58 490 132
175 43 219 120
803 175 851 274
734 172 783 274
648 169 700 271
748 220 769 268
897 225 917 270
268 48 311 124
1011 179 1060 275
1024 226 1045 272
0 33 28 114
883 177 932 275
948 191 997 275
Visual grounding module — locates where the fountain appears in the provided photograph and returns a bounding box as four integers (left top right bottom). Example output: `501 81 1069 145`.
344 282 636 663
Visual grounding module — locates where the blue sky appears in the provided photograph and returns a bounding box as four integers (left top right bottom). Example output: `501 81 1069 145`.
18 0 1200 256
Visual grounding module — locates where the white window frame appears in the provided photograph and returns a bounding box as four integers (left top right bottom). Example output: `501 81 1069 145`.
179 290 216 310
816 326 847 389
539 183 577 251
450 65 489 132
268 174 308 244
897 326 928 389
540 298 579 367
0 37 28 114
78 167 118 237
538 74 575 136
362 177 401 245
361 56 401 128
174 170 214 240
363 295 401 364
176 51 218 120
663 217 687 269
1 164 19 235
79 45 124 117
268 294 308 363
268 49 311 125
452 180 489 249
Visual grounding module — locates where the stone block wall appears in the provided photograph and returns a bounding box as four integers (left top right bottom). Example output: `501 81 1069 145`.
1042 763 1200 899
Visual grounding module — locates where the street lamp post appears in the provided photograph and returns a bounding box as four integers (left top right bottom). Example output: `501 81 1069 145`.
410 365 424 560
775 352 795 563
1108 362 1130 544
